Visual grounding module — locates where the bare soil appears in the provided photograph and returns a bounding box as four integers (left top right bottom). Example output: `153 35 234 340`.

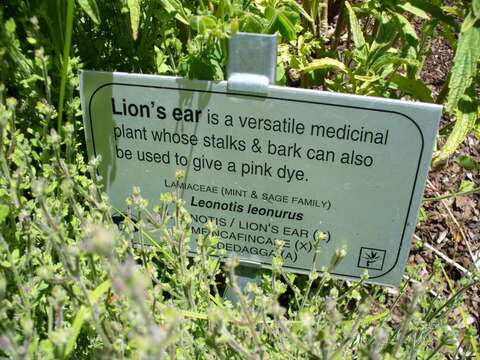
414 23 480 329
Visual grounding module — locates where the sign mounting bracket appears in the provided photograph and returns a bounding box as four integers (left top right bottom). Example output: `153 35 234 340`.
227 32 278 96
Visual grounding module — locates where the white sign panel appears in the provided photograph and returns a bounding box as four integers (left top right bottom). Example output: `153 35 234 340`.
80 70 441 286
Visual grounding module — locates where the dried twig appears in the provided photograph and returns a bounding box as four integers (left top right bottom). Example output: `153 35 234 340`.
414 234 470 275
425 180 479 272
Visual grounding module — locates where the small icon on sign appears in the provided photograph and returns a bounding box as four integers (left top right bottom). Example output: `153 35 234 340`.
357 247 386 271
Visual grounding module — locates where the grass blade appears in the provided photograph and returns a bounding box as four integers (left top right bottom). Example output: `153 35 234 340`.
65 280 111 357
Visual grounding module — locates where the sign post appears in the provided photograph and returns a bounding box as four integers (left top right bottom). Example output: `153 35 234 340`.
79 34 442 288
223 32 278 301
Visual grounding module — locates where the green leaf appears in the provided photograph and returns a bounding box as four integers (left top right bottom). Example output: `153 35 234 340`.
354 74 382 82
372 13 398 46
345 1 365 49
461 11 479 33
276 62 287 85
446 25 480 113
367 14 399 69
301 58 347 73
394 13 419 46
89 280 112 303
398 2 430 19
457 156 478 171
409 0 456 27
434 90 478 166
65 280 111 357
459 179 475 192
158 0 189 24
390 74 433 102
278 13 296 40
370 55 414 73
159 0 176 12
418 206 428 223
266 8 298 40
0 205 9 225
240 13 265 33
285 0 313 23
474 0 480 18
475 117 480 140
77 0 100 24
66 306 87 357
127 0 141 41
189 15 217 34
39 340 55 359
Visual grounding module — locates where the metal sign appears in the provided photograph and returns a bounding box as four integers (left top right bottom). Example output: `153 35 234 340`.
80 69 441 286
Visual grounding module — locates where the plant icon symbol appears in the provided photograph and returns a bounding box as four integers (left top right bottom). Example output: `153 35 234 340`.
363 250 380 267
358 247 386 271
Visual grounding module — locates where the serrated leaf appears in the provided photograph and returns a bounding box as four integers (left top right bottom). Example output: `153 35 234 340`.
390 74 433 102
398 2 429 19
301 58 347 73
345 1 365 49
128 0 141 41
77 0 100 24
434 91 478 166
446 25 480 113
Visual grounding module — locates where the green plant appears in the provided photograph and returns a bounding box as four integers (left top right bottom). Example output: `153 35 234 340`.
1 0 479 358
0 114 478 357
293 0 479 164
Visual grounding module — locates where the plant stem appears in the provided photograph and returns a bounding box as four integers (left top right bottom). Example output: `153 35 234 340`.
57 0 74 135
331 0 346 50
423 187 480 202
319 0 328 35
436 74 450 104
